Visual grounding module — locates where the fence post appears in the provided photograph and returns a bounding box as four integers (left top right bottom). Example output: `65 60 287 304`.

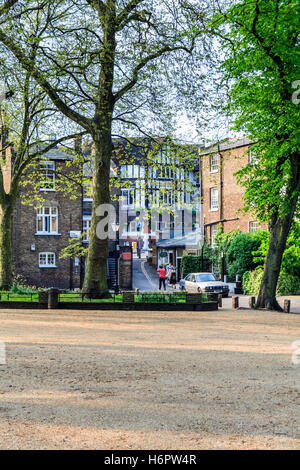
249 296 256 309
38 291 48 308
284 299 291 314
122 291 135 303
48 289 59 309
232 296 239 309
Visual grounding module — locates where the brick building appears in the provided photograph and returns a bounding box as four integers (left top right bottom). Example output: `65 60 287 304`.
199 137 267 246
12 149 84 289
8 137 199 289
112 138 200 252
6 135 266 289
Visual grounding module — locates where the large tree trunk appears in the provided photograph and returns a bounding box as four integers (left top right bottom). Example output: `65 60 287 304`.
0 205 13 290
83 134 112 297
82 2 116 297
256 174 299 310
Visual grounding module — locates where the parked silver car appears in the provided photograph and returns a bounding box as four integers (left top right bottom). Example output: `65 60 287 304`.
181 272 229 297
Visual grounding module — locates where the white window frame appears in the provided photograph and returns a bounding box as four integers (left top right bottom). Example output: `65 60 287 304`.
121 188 135 208
249 149 258 165
39 252 56 268
40 160 55 191
36 206 59 235
83 181 93 201
120 164 141 179
210 154 218 173
83 216 92 242
210 187 218 211
122 220 143 236
128 220 137 233
249 221 259 233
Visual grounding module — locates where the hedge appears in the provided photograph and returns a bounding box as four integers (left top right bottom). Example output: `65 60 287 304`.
181 254 211 276
242 270 300 296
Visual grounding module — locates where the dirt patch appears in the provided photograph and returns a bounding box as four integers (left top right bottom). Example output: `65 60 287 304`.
0 308 299 449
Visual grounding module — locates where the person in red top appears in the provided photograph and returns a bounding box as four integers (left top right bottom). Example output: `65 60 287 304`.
157 265 166 290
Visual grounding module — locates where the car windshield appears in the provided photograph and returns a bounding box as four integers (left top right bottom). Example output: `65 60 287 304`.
196 274 216 282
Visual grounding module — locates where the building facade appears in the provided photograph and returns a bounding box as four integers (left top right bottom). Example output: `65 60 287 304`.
112 138 200 252
199 137 267 247
7 136 267 289
12 150 84 289
9 137 199 289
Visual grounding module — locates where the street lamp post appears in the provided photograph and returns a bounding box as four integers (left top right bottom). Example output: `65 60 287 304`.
112 222 120 292
221 251 225 282
136 215 141 259
199 236 205 272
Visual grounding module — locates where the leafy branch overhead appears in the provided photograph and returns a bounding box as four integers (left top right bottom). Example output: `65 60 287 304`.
214 0 300 310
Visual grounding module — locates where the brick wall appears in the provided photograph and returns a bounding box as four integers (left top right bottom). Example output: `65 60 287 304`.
119 246 132 290
200 141 267 242
12 159 83 289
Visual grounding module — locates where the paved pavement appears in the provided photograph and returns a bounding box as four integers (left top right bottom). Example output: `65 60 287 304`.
132 258 300 314
132 258 173 292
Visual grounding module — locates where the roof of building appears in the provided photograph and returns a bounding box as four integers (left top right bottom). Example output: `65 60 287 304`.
41 147 77 161
112 137 200 168
199 137 254 156
155 232 198 249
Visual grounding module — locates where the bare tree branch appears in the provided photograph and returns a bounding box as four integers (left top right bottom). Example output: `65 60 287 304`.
0 29 93 132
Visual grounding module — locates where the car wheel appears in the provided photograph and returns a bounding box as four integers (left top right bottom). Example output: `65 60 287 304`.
222 293 229 298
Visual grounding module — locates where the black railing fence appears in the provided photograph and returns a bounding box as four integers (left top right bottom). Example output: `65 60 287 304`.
0 290 218 304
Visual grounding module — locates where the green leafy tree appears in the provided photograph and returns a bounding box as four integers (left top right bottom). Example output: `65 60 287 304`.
214 0 300 310
0 44 85 290
252 221 300 278
0 0 214 296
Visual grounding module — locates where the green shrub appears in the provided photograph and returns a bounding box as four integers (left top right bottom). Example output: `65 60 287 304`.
276 273 300 296
181 242 216 276
242 270 251 293
181 254 210 276
252 222 300 278
226 233 261 279
243 269 300 296
242 269 263 295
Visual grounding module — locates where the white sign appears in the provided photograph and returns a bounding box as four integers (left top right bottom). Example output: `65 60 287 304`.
70 231 81 238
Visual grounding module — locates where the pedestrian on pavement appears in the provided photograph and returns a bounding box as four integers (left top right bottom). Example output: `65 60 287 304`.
166 263 172 276
157 265 166 290
168 266 176 287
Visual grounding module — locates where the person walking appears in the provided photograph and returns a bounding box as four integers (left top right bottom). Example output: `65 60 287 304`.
157 265 166 290
169 266 176 287
166 263 172 277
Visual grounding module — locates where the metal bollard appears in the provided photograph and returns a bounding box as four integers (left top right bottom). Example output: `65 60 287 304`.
218 294 222 307
249 296 256 309
284 299 291 314
232 296 239 309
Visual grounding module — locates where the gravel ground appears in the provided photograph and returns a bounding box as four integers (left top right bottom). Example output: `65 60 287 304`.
0 307 299 450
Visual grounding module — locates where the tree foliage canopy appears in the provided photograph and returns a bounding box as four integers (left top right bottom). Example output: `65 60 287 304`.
214 0 300 221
